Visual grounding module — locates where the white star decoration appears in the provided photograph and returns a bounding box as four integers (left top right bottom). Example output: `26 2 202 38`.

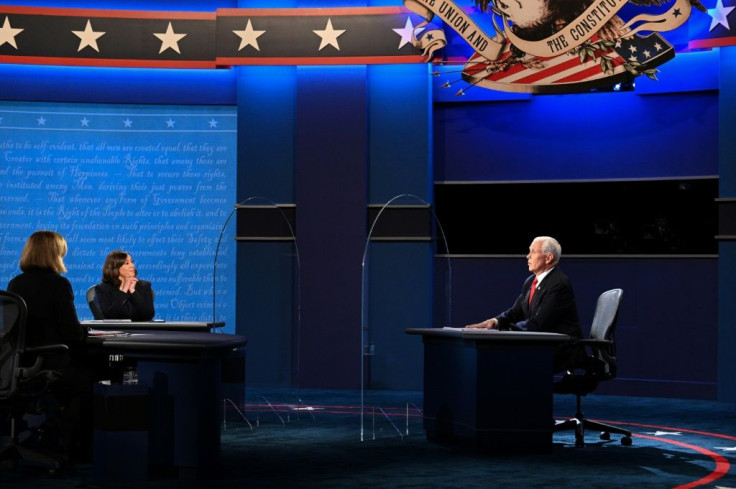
2 15 438 59
80 117 90 127
208 118 218 128
709 0 735 30
393 17 423 49
37 116 46 126
165 118 176 128
154 22 187 54
313 18 345 51
123 118 133 128
72 20 105 53
0 16 23 49
624 41 662 63
233 19 265 52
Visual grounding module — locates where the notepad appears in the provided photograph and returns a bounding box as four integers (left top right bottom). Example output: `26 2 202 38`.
442 327 498 332
88 329 129 337
85 319 132 323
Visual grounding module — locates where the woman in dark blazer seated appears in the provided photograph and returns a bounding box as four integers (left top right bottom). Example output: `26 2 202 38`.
94 250 155 322
7 231 88 355
7 230 92 460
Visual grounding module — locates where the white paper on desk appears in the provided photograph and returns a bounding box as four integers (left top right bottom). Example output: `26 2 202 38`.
85 319 132 323
87 329 128 336
442 327 498 332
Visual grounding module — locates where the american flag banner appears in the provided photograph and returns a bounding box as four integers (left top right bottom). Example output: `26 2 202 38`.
0 6 217 68
0 6 431 68
461 32 675 94
215 7 437 66
0 2 708 94
406 0 696 94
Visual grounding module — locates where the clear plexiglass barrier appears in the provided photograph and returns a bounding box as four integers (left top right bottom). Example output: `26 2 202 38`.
359 194 452 441
215 197 303 428
217 194 450 442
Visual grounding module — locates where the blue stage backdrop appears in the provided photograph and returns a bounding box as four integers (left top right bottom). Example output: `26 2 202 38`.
0 101 236 330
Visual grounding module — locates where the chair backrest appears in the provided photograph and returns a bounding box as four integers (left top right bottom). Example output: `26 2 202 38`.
588 288 623 378
87 285 104 320
0 290 27 399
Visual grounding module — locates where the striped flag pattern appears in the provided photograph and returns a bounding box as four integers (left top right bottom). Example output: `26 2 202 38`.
462 32 675 94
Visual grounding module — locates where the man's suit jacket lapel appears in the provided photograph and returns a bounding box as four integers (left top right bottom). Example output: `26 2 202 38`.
529 267 559 313
531 267 557 309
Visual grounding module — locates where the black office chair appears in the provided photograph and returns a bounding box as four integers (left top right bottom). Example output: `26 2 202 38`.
86 286 104 320
553 288 633 447
0 289 70 473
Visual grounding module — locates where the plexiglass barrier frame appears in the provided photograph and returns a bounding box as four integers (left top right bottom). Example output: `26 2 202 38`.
215 197 303 427
360 193 452 441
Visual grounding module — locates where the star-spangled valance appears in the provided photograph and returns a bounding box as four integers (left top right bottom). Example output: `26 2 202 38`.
0 6 429 69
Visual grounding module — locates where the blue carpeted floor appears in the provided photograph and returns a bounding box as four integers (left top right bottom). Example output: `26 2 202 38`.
2 388 736 488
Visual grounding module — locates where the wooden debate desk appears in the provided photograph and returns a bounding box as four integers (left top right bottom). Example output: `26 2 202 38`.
82 320 224 332
86 330 246 479
406 328 570 452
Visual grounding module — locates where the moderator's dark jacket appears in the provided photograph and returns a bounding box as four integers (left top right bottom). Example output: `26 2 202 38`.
7 267 87 350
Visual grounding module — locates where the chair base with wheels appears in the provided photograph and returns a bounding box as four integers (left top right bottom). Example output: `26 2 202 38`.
1 411 67 475
1 373 71 475
553 381 632 447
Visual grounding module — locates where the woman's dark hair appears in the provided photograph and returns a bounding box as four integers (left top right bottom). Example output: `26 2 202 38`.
101 250 131 285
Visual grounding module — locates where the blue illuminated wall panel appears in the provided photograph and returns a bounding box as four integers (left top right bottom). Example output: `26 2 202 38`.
434 90 718 183
0 101 237 330
0 65 237 105
235 64 298 388
718 46 736 403
295 65 367 389
365 63 433 390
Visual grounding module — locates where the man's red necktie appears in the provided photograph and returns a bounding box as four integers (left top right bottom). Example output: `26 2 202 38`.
529 277 538 305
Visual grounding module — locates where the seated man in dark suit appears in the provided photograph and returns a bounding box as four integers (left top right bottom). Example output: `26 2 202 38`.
466 235 584 372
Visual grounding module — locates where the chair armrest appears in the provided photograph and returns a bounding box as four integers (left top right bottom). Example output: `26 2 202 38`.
20 344 69 379
575 338 613 347
25 344 69 355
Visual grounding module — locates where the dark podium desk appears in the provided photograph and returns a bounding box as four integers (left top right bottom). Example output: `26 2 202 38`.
86 331 246 477
82 320 224 332
406 328 570 452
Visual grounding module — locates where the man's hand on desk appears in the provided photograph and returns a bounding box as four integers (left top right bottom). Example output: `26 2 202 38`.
465 318 498 329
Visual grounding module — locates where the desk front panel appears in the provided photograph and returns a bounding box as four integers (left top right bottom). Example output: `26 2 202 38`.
409 329 567 451
87 331 246 475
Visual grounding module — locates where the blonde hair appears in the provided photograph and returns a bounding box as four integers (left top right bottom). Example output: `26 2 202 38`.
19 230 68 274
